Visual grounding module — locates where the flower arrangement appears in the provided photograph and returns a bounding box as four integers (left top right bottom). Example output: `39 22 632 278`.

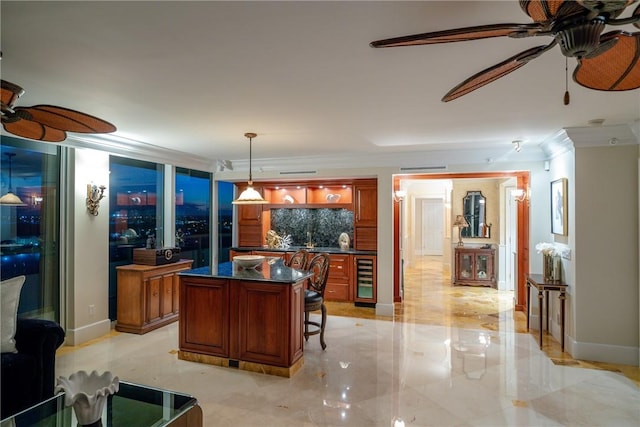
535 242 558 256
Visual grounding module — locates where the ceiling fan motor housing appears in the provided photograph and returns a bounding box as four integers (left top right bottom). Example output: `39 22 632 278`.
554 17 605 57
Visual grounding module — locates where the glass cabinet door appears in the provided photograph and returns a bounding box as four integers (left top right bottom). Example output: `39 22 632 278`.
476 255 488 280
354 255 376 303
460 254 473 279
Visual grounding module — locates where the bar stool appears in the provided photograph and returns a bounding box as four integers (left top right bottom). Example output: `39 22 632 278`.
286 249 309 270
304 253 330 350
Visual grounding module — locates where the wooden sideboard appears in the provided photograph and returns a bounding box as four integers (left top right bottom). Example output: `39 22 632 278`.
453 247 496 288
116 259 194 334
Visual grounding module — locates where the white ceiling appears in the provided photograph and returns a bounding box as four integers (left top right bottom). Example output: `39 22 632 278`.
2 1 639 171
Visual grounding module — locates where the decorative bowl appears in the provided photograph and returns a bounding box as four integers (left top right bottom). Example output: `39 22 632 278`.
55 370 119 425
232 254 265 269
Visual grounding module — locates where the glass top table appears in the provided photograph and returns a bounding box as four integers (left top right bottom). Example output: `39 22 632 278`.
0 381 202 427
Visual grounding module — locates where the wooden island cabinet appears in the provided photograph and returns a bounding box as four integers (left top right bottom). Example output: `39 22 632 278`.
116 259 194 334
178 262 310 377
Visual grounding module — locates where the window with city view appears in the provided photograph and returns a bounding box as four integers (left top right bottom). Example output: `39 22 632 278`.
0 137 61 321
108 156 164 319
176 167 211 268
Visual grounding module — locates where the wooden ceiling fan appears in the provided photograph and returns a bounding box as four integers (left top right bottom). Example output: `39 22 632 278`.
1 79 116 142
370 0 640 102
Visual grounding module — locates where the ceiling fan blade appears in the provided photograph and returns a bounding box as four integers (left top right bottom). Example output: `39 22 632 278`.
370 23 543 48
442 42 556 102
574 32 640 90
519 0 588 22
2 118 67 142
13 105 116 134
1 80 25 109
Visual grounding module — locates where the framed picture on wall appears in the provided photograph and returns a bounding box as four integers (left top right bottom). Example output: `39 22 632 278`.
551 178 567 235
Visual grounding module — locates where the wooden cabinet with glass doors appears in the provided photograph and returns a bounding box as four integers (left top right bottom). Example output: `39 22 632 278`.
453 247 496 288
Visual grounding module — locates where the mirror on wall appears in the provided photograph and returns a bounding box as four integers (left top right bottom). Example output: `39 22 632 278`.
461 191 490 238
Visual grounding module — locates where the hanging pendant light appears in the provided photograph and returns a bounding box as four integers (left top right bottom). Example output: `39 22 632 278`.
0 153 26 206
232 133 268 204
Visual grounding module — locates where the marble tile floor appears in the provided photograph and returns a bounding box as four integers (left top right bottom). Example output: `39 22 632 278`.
55 256 640 426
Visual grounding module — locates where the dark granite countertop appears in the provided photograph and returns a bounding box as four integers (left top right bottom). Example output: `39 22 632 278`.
231 246 376 256
179 260 312 284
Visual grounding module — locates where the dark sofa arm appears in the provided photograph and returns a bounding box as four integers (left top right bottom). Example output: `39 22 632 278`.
14 318 65 401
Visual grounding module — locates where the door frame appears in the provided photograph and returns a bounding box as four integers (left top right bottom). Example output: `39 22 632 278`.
392 171 530 312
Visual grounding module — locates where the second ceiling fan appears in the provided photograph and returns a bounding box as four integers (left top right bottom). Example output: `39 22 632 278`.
370 0 640 102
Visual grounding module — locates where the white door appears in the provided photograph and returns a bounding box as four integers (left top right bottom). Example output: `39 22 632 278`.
421 198 444 255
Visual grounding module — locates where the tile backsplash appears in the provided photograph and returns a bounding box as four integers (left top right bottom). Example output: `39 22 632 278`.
271 208 354 248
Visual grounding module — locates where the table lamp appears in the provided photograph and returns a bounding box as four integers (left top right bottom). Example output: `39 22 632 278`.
453 215 469 247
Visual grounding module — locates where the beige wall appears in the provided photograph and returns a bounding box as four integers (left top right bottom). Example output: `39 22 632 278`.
451 179 501 246
65 148 111 345
573 144 639 363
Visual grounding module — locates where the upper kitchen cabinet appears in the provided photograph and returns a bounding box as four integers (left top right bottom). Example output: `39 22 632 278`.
306 185 352 206
237 185 264 247
237 185 264 225
353 180 377 251
354 180 377 226
261 183 353 207
263 186 307 205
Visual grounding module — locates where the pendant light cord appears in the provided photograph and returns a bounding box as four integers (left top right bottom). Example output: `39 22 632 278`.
564 57 570 106
248 135 253 185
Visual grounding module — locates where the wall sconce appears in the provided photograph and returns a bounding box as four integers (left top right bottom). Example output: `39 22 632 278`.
393 190 407 203
512 188 529 202
86 184 106 216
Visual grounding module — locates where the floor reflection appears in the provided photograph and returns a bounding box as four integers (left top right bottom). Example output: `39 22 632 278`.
326 255 639 387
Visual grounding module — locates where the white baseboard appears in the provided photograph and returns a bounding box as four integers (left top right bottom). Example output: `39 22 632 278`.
64 319 111 346
527 318 639 366
375 303 394 317
570 338 639 366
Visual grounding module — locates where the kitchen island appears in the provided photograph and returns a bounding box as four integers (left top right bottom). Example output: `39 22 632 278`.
178 260 312 377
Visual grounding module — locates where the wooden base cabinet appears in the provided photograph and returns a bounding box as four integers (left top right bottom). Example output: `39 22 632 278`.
116 260 194 334
453 247 496 287
179 276 304 370
325 254 351 302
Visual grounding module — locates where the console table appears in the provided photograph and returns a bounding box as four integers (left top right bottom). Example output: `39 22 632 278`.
526 274 568 351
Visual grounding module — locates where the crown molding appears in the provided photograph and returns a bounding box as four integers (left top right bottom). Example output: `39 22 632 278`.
564 123 639 148
227 145 547 173
64 133 217 172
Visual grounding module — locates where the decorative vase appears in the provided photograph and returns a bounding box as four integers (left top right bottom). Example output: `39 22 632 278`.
543 254 553 281
339 232 350 251
55 370 119 426
543 254 561 282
